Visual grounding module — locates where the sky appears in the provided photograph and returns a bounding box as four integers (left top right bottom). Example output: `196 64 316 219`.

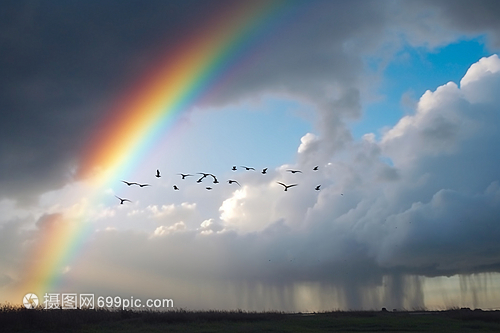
1 0 500 311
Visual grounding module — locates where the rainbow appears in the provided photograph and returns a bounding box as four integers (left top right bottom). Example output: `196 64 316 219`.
13 0 303 303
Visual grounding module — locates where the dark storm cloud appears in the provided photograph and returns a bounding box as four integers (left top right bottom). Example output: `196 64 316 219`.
0 0 229 203
422 0 500 46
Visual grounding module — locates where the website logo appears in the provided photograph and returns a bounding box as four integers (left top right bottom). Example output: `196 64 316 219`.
23 293 39 309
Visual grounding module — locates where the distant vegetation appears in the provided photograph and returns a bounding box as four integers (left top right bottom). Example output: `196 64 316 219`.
2 303 500 332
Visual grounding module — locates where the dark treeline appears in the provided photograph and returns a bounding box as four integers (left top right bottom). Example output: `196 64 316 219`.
2 303 500 332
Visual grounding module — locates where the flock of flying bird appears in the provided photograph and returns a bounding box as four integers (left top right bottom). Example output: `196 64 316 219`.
115 165 324 204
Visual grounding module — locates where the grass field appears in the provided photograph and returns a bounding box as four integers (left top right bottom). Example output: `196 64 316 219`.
2 304 500 332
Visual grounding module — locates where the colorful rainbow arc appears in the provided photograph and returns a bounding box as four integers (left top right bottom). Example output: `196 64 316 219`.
14 0 302 302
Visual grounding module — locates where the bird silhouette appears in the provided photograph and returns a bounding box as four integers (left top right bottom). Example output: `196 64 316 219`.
241 166 255 171
262 168 268 174
196 173 210 183
232 166 237 171
315 185 321 191
178 173 193 179
228 180 240 186
205 187 212 190
137 183 150 188
286 169 302 174
115 195 131 204
173 185 179 190
277 182 298 191
122 180 138 186
209 174 219 184
156 169 161 178
313 166 319 171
